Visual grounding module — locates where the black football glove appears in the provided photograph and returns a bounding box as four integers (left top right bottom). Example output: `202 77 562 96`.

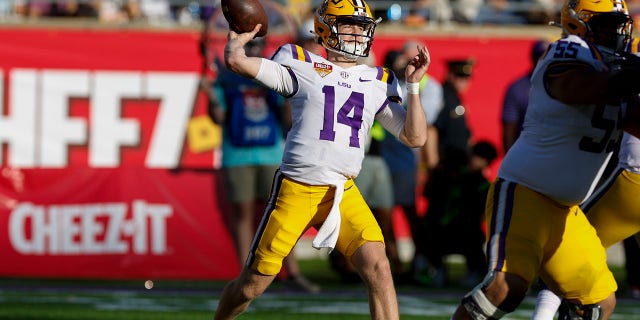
607 51 640 99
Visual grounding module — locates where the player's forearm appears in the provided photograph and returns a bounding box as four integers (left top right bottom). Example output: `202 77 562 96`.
224 44 263 79
400 94 428 147
254 59 296 96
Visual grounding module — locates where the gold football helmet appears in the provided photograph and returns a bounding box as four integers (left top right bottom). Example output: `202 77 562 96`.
314 0 379 59
560 0 633 52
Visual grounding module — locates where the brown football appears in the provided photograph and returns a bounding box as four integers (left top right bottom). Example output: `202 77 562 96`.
221 0 269 37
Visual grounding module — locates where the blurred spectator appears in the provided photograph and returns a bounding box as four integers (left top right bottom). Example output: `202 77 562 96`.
474 0 528 24
428 58 475 173
52 0 99 18
475 0 556 24
421 140 497 287
98 0 130 23
452 0 483 23
407 0 560 25
139 0 172 24
296 17 324 56
501 39 549 153
286 0 313 25
524 0 558 24
379 41 444 285
18 0 54 18
418 58 475 286
6 0 565 26
200 37 319 293
410 0 453 26
630 0 640 29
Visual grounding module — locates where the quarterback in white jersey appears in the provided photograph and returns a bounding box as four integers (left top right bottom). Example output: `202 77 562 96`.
451 0 640 319
270 43 407 185
214 0 430 319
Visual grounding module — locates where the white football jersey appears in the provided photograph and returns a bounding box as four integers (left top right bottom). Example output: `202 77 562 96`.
271 44 406 185
618 133 640 173
499 35 624 206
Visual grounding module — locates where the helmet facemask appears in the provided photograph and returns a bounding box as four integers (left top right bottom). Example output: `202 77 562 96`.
587 13 633 53
329 17 376 60
560 0 633 54
314 0 379 60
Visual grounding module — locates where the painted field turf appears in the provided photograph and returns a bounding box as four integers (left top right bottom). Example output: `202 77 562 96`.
1 260 638 320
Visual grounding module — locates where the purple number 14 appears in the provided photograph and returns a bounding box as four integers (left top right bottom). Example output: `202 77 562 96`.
319 85 365 148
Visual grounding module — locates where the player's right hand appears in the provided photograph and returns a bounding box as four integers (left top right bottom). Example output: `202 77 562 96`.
224 24 263 75
226 24 262 52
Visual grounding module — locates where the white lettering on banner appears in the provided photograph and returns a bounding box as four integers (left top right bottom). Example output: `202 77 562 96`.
0 69 198 168
245 126 271 140
41 71 90 167
8 200 172 255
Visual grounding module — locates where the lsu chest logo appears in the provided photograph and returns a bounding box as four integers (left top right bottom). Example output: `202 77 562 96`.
314 62 333 77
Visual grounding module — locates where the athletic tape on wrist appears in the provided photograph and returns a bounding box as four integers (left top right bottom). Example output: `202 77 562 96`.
406 82 420 95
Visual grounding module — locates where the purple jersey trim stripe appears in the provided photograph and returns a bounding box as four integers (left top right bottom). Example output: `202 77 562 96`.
489 178 515 272
302 47 312 62
581 166 624 213
290 44 300 60
246 169 284 269
375 67 395 84
497 181 516 271
284 67 298 98
290 44 311 63
375 100 389 115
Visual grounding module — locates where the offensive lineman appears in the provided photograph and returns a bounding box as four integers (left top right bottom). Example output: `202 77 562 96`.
451 0 640 319
531 38 640 320
213 0 431 319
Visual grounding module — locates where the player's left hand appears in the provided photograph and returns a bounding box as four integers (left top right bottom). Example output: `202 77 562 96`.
405 45 430 83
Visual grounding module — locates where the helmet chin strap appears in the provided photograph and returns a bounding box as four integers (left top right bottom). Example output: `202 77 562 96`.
549 21 570 36
323 45 359 61
340 41 367 58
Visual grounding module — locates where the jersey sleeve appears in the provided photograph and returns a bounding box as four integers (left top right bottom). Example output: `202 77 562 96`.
543 35 608 72
271 44 315 66
263 44 322 98
373 66 402 104
376 102 406 138
254 44 310 97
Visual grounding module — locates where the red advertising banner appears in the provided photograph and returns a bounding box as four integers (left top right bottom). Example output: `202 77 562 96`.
0 27 543 280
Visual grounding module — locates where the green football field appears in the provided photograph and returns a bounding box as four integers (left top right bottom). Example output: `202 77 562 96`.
1 259 639 320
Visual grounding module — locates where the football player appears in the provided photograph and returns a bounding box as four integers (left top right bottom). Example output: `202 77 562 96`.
450 0 640 319
213 0 431 319
531 38 640 320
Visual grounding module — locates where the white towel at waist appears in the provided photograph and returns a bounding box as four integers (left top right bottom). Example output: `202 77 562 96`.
312 179 346 252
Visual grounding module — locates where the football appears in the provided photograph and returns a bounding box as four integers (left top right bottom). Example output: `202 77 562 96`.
221 0 269 38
